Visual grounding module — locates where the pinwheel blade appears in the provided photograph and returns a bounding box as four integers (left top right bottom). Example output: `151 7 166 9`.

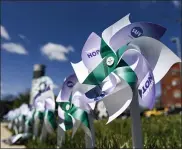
2 134 22 145
72 91 93 113
58 106 74 131
59 74 78 101
71 120 81 138
70 61 89 84
121 48 155 109
102 13 131 48
81 32 102 71
101 74 133 124
103 21 166 51
58 106 66 123
129 36 181 84
44 110 56 134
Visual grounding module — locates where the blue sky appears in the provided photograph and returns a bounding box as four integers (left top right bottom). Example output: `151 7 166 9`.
1 1 181 97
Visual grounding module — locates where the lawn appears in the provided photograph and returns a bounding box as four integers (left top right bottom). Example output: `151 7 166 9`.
25 114 182 149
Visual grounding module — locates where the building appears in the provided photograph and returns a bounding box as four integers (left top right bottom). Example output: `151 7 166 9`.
29 64 46 105
161 63 181 108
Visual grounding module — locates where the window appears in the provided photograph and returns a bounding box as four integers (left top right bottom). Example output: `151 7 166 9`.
172 71 177 76
172 80 177 86
173 90 181 99
172 79 180 86
171 69 180 75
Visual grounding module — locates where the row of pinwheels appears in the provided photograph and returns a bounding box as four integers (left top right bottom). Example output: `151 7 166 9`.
3 14 181 147
3 76 57 144
57 14 181 146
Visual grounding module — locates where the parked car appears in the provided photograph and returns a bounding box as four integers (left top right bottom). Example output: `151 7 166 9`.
144 108 169 117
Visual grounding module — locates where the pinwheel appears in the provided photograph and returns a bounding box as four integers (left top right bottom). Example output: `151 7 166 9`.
2 107 33 145
4 108 23 135
56 74 96 147
11 108 22 135
4 110 15 130
5 104 29 134
32 76 56 140
10 110 19 133
2 132 32 145
71 32 136 123
24 108 35 133
3 110 12 121
17 104 29 133
71 14 181 124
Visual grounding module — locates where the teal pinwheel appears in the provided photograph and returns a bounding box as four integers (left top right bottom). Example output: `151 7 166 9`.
56 74 94 139
71 14 181 123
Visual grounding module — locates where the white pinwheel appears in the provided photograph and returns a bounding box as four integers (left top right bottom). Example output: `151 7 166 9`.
71 13 181 124
56 74 96 148
32 76 56 139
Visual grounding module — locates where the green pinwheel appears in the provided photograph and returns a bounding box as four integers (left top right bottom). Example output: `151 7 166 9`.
56 74 94 139
32 76 56 140
71 13 173 123
57 99 91 136
71 32 137 123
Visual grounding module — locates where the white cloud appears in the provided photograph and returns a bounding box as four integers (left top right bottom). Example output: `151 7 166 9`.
2 43 28 55
1 25 11 40
172 0 181 8
41 43 74 61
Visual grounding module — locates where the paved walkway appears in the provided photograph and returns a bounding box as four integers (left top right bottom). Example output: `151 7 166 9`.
1 122 25 148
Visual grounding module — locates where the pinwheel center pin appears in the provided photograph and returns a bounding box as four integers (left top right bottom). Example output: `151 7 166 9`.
66 104 70 111
106 56 115 66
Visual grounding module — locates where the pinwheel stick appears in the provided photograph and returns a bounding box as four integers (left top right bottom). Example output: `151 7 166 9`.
130 87 143 148
85 115 95 148
40 122 48 141
57 125 65 148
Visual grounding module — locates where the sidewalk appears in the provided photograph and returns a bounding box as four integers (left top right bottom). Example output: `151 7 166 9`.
0 122 26 148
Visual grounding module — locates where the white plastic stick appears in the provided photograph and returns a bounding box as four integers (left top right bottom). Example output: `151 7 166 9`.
57 120 65 148
85 114 95 148
130 87 143 148
40 122 48 141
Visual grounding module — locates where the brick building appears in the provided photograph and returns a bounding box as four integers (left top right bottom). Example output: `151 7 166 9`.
161 63 181 108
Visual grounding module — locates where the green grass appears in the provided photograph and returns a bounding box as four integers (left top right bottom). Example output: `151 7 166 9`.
25 114 182 149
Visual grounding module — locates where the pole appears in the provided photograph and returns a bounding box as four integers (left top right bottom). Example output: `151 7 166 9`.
40 121 48 141
130 87 143 148
175 38 181 60
171 37 182 76
175 38 182 79
57 119 65 148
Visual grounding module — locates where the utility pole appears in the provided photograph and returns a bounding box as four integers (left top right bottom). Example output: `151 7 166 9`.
171 37 181 59
171 37 182 76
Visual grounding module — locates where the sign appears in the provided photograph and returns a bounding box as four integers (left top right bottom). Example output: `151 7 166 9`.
87 50 100 58
131 27 143 38
138 72 154 98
